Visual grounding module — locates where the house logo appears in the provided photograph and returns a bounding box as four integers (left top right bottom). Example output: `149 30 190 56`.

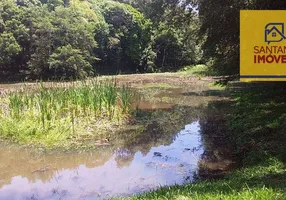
265 23 286 44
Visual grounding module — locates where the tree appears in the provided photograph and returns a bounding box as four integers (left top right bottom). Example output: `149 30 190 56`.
0 32 21 69
28 6 55 78
94 1 152 74
28 0 99 78
0 0 200 81
0 0 28 77
52 4 98 68
48 45 93 78
116 0 200 72
153 27 184 71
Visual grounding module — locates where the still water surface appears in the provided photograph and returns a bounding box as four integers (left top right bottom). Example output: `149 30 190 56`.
0 122 203 200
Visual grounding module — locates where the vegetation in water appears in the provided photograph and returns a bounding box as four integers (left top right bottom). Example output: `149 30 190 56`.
0 79 135 148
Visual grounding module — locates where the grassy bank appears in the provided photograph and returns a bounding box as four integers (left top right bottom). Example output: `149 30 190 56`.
0 79 136 148
120 83 286 200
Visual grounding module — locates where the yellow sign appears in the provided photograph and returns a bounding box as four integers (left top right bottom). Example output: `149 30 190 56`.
240 10 286 81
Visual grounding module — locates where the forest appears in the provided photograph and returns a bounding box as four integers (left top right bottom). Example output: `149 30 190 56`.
0 0 200 81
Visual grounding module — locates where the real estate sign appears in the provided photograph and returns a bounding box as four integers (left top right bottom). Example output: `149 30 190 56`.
240 10 286 81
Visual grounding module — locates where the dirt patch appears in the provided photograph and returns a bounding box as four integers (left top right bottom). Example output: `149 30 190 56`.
114 73 214 85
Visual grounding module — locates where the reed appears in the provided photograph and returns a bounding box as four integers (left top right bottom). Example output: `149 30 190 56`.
118 84 134 114
0 79 136 147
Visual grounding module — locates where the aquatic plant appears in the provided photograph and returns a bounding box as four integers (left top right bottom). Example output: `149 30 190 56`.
0 79 136 148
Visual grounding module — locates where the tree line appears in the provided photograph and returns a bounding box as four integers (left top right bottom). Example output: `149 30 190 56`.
3 0 285 81
0 0 200 81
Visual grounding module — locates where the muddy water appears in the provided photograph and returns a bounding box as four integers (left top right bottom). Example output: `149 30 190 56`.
0 84 227 200
0 123 202 200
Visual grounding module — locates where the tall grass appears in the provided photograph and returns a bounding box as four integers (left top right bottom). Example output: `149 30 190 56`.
0 79 135 147
118 84 134 114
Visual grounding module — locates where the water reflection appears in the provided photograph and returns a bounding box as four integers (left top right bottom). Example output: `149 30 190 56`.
0 122 203 200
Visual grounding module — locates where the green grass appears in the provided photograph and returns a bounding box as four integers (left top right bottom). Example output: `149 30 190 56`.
178 64 213 76
119 82 286 200
228 84 286 162
0 79 135 148
121 157 286 200
209 82 226 90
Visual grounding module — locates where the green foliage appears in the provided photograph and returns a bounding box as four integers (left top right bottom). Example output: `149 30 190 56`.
0 0 202 80
153 26 185 71
27 2 99 78
117 0 201 72
0 32 21 66
48 45 93 78
0 0 155 80
179 64 212 76
94 0 152 74
0 79 135 147
0 0 26 74
27 6 55 77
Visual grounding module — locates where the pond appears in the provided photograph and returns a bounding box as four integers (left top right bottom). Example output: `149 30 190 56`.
0 122 203 200
0 79 232 200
